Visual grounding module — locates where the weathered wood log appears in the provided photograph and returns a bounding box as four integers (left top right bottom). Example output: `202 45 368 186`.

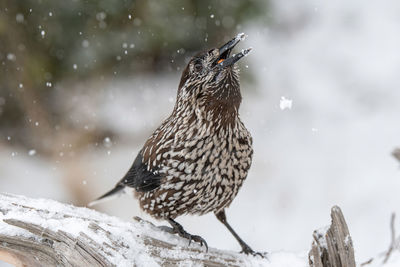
309 206 356 267
0 193 264 266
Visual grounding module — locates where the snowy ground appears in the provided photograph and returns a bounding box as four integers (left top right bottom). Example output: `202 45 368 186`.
2 0 400 266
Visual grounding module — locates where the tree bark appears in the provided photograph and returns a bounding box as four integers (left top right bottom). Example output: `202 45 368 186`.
1 193 360 266
309 206 356 267
0 193 254 267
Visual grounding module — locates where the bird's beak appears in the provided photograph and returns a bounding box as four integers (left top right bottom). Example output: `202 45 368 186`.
217 33 252 68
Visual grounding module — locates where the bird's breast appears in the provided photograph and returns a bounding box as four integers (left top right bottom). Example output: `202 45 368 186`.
139 118 253 219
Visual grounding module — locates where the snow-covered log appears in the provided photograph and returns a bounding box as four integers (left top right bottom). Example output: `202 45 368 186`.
0 193 269 266
309 206 356 267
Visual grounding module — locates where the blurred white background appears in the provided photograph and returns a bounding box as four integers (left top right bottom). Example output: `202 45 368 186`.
1 0 400 265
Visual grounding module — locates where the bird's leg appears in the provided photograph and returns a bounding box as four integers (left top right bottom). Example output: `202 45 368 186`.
167 218 208 252
157 225 175 234
215 210 266 258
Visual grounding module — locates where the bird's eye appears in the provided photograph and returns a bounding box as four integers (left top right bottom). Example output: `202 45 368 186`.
194 63 203 72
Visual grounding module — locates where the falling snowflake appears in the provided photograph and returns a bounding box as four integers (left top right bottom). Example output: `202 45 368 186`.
7 53 16 61
82 40 90 48
103 137 112 148
279 96 293 110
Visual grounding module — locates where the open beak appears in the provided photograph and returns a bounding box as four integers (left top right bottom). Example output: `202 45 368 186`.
217 33 252 68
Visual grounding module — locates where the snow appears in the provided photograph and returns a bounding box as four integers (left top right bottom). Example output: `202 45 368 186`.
279 97 293 110
15 14 24 23
243 0 400 263
82 40 90 48
312 226 329 250
6 54 15 61
0 193 159 266
2 0 400 266
0 193 304 266
103 137 112 147
264 252 308 267
236 32 247 41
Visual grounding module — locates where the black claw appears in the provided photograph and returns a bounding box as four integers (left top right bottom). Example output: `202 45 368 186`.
215 210 266 258
241 249 267 259
243 250 267 258
240 244 267 258
167 218 208 252
188 234 208 252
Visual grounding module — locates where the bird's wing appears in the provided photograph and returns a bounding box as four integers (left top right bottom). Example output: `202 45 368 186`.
88 151 161 207
118 152 162 192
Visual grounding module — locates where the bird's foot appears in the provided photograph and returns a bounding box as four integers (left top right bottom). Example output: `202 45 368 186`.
167 218 208 252
240 243 267 258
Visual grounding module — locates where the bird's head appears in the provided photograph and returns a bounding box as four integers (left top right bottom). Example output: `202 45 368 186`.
176 33 251 118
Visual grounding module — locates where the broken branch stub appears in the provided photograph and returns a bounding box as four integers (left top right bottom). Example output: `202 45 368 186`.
309 206 356 267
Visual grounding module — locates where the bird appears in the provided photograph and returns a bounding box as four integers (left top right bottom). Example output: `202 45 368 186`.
89 33 263 256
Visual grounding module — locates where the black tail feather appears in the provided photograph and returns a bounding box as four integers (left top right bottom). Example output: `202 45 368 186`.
88 185 124 207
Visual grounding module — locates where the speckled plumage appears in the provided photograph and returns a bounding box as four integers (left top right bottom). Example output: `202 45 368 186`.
134 46 253 219
139 104 252 219
92 34 263 256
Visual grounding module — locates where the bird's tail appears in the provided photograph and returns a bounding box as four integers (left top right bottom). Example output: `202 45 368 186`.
88 185 125 207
